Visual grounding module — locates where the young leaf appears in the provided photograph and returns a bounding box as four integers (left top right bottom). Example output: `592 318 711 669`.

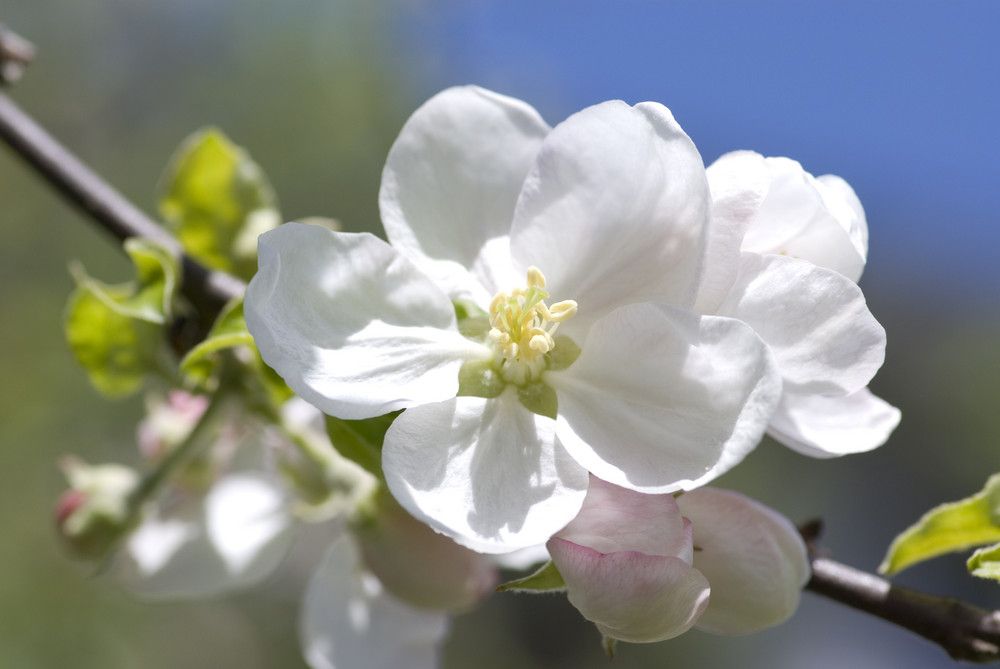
158 128 279 281
495 560 566 593
324 412 401 480
968 543 1000 582
880 473 1000 575
65 238 178 397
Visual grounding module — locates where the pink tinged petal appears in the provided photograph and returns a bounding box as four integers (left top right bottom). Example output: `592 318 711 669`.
768 387 901 458
742 157 867 283
118 474 294 599
548 303 781 493
245 223 490 420
302 535 448 669
717 254 886 395
382 391 590 554
355 496 498 612
380 86 550 301
697 151 770 315
547 537 710 643
677 488 810 635
558 475 693 559
510 100 710 336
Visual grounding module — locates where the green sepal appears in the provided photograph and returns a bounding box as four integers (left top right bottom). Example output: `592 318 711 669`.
518 381 558 420
324 411 401 480
495 559 565 593
158 127 279 281
546 335 581 371
64 238 178 397
968 543 1000 582
457 360 505 398
880 473 1000 575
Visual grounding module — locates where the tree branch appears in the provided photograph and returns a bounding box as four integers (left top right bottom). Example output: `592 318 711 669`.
805 541 1000 662
0 27 243 328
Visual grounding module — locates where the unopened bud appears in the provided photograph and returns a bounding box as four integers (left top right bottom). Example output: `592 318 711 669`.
55 457 140 561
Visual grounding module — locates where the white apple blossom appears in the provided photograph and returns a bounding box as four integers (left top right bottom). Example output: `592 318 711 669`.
547 476 808 643
695 150 899 466
245 86 783 553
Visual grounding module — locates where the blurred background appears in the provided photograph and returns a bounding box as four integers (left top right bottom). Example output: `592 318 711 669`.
1 1 998 667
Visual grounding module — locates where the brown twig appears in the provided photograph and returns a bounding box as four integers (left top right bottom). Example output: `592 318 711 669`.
0 89 244 328
803 523 1000 663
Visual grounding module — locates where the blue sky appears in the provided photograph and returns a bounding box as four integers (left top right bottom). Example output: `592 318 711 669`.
390 1 1000 309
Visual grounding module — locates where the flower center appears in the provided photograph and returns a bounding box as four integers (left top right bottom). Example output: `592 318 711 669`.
488 267 577 385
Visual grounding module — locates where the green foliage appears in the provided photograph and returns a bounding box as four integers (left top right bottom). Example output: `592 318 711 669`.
324 411 401 480
496 560 566 593
880 473 1000 576
158 128 280 282
64 238 178 397
968 543 1000 581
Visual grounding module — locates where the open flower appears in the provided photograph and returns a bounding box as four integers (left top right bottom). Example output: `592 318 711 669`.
695 150 898 465
547 476 808 643
245 86 782 552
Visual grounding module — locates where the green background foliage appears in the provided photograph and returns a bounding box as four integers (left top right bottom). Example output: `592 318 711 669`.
1 2 999 668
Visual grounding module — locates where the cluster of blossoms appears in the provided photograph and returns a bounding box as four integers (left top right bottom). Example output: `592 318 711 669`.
57 86 897 667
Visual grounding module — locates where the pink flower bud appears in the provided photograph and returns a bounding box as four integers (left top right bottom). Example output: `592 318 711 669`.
546 476 710 643
55 457 140 561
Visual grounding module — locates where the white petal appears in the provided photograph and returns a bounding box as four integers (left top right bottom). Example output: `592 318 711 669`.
742 157 866 283
118 474 294 599
380 86 549 301
768 387 901 457
382 391 589 553
677 488 810 635
301 535 448 669
717 253 886 395
697 150 770 314
510 100 710 335
548 303 781 493
245 223 490 420
205 474 294 575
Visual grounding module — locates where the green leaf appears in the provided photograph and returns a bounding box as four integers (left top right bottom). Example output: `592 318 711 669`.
324 412 401 480
968 543 1000 582
158 128 279 281
495 560 565 593
880 473 1000 575
64 238 178 397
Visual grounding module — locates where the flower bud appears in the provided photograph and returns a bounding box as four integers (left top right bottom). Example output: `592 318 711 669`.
55 457 140 561
352 491 497 612
546 476 710 643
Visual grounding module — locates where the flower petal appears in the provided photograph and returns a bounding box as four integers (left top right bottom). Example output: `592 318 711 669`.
742 156 867 283
548 303 781 493
245 223 490 420
557 475 691 558
547 537 710 643
380 86 549 301
510 100 710 335
118 473 294 599
697 150 770 315
382 391 590 553
768 387 901 457
677 488 810 635
301 534 448 669
717 253 886 395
